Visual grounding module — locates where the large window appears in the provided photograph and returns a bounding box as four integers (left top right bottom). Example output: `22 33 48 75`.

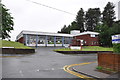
69 37 73 44
38 35 46 44
56 36 62 44
47 36 54 44
25 35 73 46
29 35 36 46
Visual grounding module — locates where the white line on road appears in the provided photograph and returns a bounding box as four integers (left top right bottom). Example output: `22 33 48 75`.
19 70 24 77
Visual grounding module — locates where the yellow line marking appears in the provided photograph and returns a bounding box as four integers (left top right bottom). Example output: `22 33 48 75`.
63 62 97 80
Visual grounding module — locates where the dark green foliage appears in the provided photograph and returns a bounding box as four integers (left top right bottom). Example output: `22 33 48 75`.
110 21 120 35
113 44 120 53
0 3 2 38
58 8 85 33
102 2 116 27
76 8 85 32
95 2 117 47
58 2 118 47
59 8 101 33
58 25 68 34
96 24 112 47
85 8 101 31
0 3 14 39
70 21 77 30
96 20 120 47
58 21 77 34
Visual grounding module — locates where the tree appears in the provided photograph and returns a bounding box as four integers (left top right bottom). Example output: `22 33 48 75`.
0 4 1 38
110 20 120 35
69 21 77 30
95 2 117 47
96 20 120 47
96 24 112 47
0 3 14 39
76 8 85 32
58 25 69 34
102 2 116 27
58 21 77 34
85 8 101 31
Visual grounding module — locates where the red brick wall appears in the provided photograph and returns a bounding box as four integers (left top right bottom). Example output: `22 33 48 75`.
98 53 120 71
72 34 99 46
17 37 24 43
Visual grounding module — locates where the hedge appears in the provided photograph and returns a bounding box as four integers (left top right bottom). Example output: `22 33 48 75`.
113 43 120 53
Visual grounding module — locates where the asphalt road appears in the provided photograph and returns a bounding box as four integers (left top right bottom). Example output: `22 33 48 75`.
2 47 97 78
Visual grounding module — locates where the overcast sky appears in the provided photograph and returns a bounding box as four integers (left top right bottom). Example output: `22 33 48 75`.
2 0 120 41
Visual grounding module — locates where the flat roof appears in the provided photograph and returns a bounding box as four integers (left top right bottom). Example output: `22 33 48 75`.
16 30 74 40
75 31 99 36
16 30 99 40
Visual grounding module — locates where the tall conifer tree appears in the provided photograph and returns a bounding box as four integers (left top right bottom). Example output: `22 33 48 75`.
76 8 85 32
102 2 116 27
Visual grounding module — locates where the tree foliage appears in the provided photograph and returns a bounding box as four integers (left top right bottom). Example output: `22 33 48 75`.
85 8 101 31
0 3 14 39
58 21 77 34
102 2 116 27
96 2 117 47
110 21 120 35
96 24 112 47
59 8 101 33
58 2 118 47
96 20 120 47
58 25 68 34
76 8 85 32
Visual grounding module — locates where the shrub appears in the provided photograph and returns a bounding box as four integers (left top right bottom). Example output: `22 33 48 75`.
96 66 103 70
113 43 120 53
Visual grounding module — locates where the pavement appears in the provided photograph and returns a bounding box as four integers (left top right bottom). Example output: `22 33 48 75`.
72 62 120 79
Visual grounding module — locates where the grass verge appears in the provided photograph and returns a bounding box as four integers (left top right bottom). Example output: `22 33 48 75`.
54 46 113 51
96 66 117 74
0 40 32 49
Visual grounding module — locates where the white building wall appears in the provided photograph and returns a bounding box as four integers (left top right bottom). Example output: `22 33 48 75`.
70 30 80 35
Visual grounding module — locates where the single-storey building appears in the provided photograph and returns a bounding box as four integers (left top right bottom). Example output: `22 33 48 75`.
16 30 99 47
71 31 99 46
16 30 73 47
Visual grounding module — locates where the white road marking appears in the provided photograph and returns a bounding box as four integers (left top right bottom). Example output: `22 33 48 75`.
36 67 63 72
19 70 24 77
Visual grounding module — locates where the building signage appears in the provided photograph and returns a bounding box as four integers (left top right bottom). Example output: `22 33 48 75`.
112 34 120 43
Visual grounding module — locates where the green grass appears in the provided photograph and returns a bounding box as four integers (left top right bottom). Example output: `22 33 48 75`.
54 46 113 51
96 66 103 70
82 46 113 51
96 66 117 72
0 40 32 49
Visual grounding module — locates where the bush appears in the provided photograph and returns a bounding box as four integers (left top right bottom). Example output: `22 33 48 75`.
96 66 103 70
113 43 120 53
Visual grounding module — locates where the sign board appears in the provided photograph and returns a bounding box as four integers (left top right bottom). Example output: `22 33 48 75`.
70 46 81 50
80 40 84 45
112 34 120 43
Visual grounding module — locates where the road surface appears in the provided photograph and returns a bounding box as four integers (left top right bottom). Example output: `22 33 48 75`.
2 47 97 78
